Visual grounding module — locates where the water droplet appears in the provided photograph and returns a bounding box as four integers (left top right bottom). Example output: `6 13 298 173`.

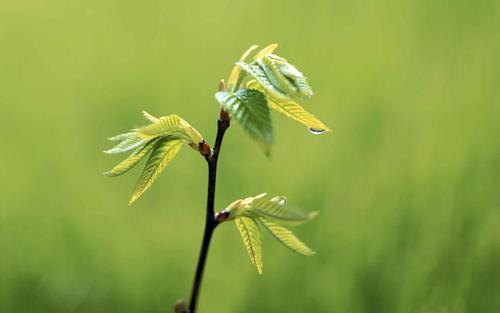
308 128 326 135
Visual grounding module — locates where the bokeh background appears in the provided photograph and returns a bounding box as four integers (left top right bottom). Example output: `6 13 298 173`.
0 0 499 312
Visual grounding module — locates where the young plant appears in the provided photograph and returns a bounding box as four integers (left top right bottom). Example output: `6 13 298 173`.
104 44 330 313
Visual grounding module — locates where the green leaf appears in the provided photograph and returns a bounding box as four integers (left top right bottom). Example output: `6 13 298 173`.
104 137 160 177
236 62 290 102
254 43 278 60
256 56 298 97
227 44 258 92
137 112 205 149
129 138 183 204
249 194 319 226
137 114 186 140
142 110 160 123
104 133 146 154
258 217 315 256
268 99 331 134
266 54 313 99
216 88 274 154
235 217 263 274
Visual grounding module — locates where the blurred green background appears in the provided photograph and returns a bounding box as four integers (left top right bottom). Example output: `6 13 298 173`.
0 0 499 312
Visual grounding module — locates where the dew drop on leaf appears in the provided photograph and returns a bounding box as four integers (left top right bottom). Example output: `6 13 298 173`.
308 128 326 135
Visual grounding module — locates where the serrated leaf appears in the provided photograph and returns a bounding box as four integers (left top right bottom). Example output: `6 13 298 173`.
249 194 318 226
246 79 330 134
104 138 160 177
269 99 331 134
259 217 315 256
255 43 278 60
104 134 146 154
257 56 297 97
129 139 183 204
266 54 313 99
236 62 291 102
108 131 134 142
137 112 204 147
216 88 274 153
227 45 258 92
137 114 185 140
235 217 263 274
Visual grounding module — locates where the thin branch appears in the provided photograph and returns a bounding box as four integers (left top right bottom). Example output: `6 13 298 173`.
187 113 230 313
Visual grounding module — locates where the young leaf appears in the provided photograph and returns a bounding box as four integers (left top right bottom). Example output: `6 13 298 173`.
104 133 146 154
227 44 258 92
245 79 330 134
104 138 160 177
236 62 290 102
129 138 183 204
142 110 160 123
216 88 274 154
267 54 313 99
249 194 319 225
137 114 185 140
268 99 331 134
108 131 135 142
255 43 278 60
137 112 205 149
256 56 298 97
278 68 313 99
258 217 315 256
105 112 207 203
235 217 263 274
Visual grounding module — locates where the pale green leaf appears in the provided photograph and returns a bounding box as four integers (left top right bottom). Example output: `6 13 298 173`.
227 44 258 92
108 131 134 142
142 110 160 123
236 62 291 102
129 139 183 204
137 112 205 148
255 43 278 60
104 133 146 154
259 217 315 256
268 54 313 99
216 88 274 153
104 138 160 177
249 194 319 226
137 114 185 140
235 217 263 274
269 99 331 134
257 56 297 97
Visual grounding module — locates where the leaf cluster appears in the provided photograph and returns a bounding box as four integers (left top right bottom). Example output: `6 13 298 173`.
216 44 331 155
104 111 207 204
216 193 318 274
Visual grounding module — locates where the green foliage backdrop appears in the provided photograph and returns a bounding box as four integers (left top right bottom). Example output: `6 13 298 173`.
0 0 498 312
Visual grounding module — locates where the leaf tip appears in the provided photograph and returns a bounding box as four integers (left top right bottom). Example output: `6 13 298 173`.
142 110 159 123
103 171 113 177
128 195 138 205
308 211 320 220
256 43 279 59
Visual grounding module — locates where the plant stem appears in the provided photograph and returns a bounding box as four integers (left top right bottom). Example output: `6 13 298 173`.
187 117 230 313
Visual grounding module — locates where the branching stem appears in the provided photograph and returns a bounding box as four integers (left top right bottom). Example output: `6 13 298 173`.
187 115 230 313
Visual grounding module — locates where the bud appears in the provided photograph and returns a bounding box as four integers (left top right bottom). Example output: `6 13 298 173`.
219 109 231 122
198 140 212 157
218 79 226 91
215 210 231 222
173 299 186 313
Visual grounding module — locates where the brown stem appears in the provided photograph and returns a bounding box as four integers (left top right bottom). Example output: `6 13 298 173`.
187 115 230 313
